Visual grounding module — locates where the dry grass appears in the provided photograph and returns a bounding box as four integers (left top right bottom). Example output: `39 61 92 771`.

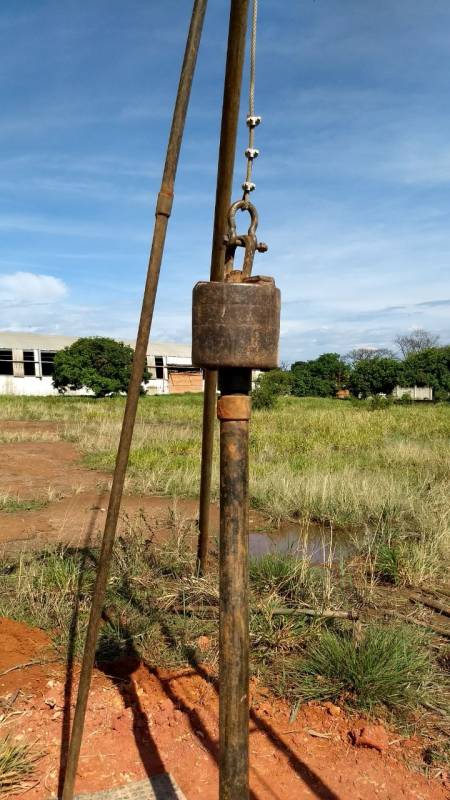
0 394 448 583
0 736 41 795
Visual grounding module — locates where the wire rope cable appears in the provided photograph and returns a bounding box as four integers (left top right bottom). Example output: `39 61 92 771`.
242 0 260 198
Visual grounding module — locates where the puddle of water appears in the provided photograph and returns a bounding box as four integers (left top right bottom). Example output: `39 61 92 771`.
249 523 354 565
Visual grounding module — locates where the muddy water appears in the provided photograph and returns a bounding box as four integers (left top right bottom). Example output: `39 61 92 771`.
249 522 354 565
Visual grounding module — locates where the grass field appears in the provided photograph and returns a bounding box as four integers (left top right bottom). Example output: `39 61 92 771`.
0 394 449 748
0 393 448 582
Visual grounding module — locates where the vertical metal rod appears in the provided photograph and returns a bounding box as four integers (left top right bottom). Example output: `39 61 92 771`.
217 369 251 800
61 3 208 797
197 0 250 575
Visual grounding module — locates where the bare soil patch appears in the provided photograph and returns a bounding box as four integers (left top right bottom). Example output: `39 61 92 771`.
0 421 209 550
0 420 268 550
0 437 102 499
0 618 447 800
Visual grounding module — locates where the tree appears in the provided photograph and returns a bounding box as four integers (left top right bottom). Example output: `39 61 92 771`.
401 346 450 397
346 347 396 363
394 329 440 357
349 357 402 398
291 353 349 397
53 337 149 397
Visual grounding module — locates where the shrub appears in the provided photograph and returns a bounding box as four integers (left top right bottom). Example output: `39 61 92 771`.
252 369 293 410
251 380 277 410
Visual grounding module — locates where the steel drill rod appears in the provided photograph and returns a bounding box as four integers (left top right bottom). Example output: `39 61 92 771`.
61 3 207 797
197 0 250 575
218 370 251 800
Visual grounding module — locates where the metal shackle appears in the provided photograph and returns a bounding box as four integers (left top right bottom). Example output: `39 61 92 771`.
226 199 259 241
224 200 267 280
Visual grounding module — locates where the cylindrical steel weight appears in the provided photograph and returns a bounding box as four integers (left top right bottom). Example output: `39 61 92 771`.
192 279 280 369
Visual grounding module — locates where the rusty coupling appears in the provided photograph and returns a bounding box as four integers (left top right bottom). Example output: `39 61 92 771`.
192 200 280 371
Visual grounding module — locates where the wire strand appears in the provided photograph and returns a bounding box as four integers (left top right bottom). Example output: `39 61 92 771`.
243 0 259 197
249 0 257 118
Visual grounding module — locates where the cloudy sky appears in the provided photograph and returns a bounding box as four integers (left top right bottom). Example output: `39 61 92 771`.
1 0 449 362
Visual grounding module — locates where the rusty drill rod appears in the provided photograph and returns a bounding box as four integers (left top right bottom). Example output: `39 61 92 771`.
218 368 252 800
197 0 250 575
61 3 207 798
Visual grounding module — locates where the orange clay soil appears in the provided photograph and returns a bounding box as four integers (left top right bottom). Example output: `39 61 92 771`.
0 618 448 800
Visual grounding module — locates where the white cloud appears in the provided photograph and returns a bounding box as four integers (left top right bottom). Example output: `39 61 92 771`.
0 271 68 306
0 270 143 340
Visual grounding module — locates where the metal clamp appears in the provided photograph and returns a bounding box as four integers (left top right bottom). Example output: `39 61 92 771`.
223 200 267 280
242 181 256 193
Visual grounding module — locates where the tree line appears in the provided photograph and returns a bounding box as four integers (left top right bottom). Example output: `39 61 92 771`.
50 329 449 403
253 329 450 408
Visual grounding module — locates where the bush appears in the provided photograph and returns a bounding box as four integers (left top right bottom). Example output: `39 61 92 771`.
53 337 149 398
252 369 293 410
252 380 278 410
434 388 449 402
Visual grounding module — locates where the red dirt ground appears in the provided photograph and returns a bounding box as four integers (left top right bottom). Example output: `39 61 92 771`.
0 617 448 800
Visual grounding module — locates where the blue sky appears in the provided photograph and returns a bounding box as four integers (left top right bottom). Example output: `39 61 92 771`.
1 0 449 362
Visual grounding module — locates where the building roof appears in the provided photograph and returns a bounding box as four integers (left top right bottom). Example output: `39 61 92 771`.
0 331 191 359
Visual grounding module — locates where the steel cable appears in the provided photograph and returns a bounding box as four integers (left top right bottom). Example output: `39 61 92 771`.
243 0 259 197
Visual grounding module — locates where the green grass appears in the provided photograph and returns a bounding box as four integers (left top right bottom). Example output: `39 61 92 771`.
0 495 47 513
0 394 448 582
276 625 434 711
249 553 302 595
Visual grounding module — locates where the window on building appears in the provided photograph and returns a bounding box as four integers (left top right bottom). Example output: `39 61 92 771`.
0 349 13 376
23 350 36 377
41 351 56 376
155 356 164 380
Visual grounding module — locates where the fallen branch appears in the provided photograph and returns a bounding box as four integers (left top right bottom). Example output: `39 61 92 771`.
169 603 359 621
421 701 449 718
383 609 450 638
307 729 334 739
421 584 450 601
0 659 59 678
407 592 450 618
271 607 359 620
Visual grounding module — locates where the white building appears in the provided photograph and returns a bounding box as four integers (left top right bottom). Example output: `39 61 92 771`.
0 332 202 396
392 385 433 401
